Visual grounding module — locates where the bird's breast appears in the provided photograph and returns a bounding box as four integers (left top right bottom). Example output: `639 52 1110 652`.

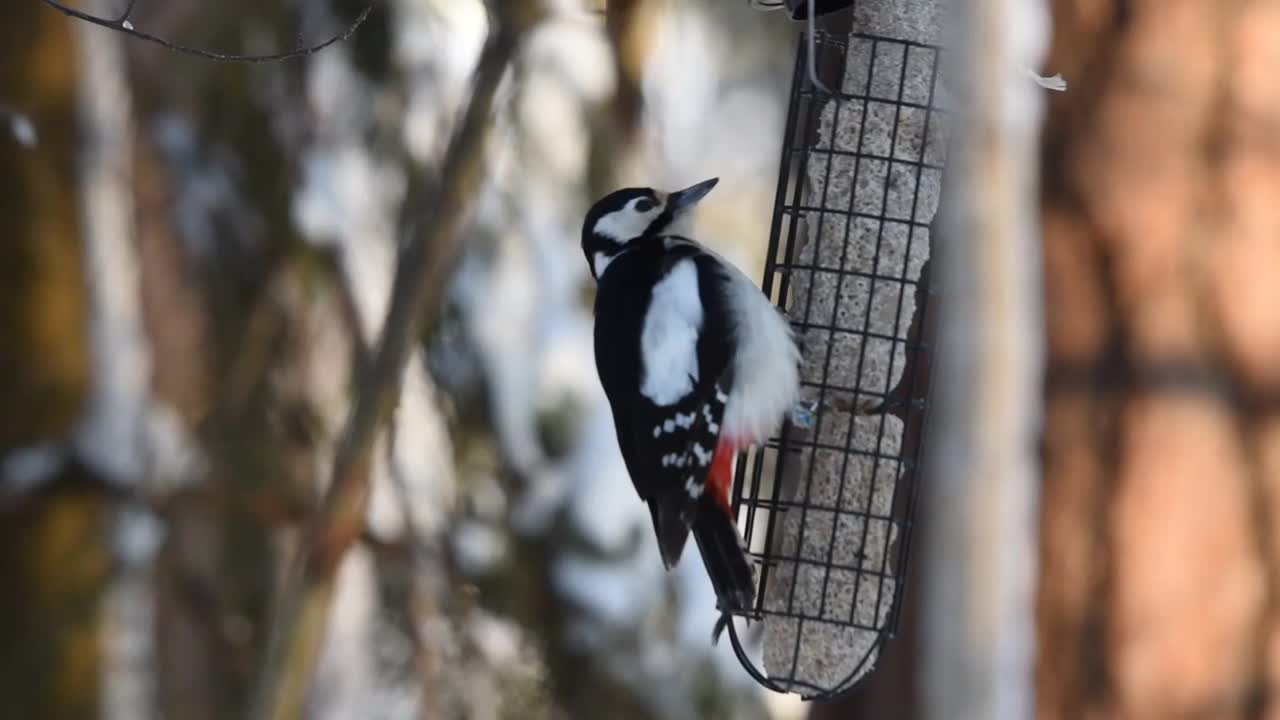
719 265 802 443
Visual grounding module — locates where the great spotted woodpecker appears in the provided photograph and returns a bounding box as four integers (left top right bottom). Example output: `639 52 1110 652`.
582 178 800 618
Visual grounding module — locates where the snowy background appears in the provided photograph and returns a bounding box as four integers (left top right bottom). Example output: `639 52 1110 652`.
0 0 808 717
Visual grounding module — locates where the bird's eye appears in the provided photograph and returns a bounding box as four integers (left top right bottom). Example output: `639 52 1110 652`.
634 198 657 212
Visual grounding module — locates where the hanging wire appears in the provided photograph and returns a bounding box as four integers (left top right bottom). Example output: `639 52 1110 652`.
748 0 838 93
803 0 835 95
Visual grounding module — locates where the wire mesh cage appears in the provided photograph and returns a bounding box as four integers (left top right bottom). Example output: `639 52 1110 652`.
725 28 947 699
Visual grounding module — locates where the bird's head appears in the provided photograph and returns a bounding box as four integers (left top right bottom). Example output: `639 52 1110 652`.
581 177 718 280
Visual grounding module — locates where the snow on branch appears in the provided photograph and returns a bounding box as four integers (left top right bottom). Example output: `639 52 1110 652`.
251 3 545 718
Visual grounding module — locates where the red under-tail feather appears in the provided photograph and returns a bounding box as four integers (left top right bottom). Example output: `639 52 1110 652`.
693 437 755 619
707 436 736 516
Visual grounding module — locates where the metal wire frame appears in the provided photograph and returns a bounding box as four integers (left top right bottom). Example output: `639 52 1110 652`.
724 29 944 700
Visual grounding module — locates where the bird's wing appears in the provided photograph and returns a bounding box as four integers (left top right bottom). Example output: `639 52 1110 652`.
629 252 736 567
635 374 733 567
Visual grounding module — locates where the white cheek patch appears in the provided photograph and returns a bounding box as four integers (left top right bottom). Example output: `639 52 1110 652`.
593 251 614 278
640 259 703 406
592 200 663 244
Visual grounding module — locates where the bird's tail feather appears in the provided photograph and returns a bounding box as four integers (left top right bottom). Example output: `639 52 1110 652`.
650 492 695 568
692 496 756 614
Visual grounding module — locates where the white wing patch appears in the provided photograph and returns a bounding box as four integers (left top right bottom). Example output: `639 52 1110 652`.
640 259 703 406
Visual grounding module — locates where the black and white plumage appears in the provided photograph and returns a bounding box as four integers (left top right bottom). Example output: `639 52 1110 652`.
582 178 800 618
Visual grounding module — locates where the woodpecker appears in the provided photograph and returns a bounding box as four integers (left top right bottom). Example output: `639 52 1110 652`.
582 178 800 620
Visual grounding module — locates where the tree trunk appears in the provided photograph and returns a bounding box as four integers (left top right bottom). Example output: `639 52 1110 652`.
0 0 88 447
0 4 101 718
1037 2 1280 718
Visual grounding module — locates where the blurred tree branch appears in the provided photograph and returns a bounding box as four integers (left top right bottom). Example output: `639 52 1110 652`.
0 3 98 716
251 3 545 718
588 0 657 194
37 0 377 63
1 0 87 449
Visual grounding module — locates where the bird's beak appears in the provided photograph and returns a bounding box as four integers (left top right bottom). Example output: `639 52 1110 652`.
667 178 719 214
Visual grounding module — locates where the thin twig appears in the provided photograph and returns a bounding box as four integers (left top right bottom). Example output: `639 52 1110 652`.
251 3 543 718
113 0 138 24
38 0 377 63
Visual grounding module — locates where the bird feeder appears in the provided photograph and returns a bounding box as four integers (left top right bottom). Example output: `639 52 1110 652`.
724 27 946 699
